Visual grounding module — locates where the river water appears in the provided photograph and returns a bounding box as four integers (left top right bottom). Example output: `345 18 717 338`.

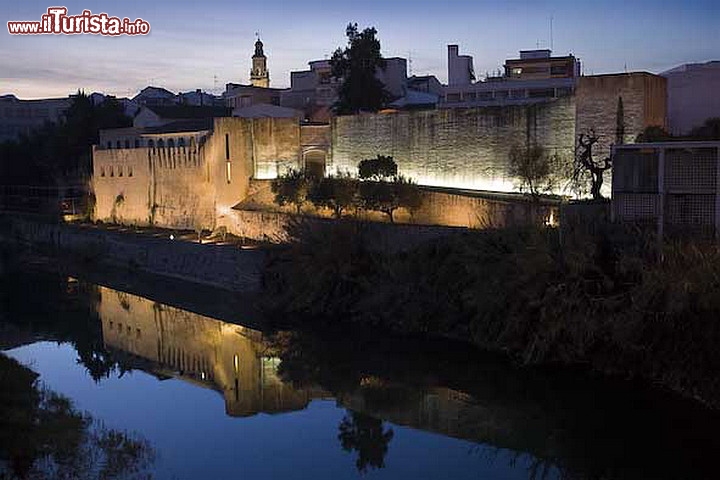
1 264 719 480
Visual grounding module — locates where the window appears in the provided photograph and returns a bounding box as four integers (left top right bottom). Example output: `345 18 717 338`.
148 139 155 149
116 140 122 149
100 167 105 177
107 141 112 149
446 93 461 103
551 65 568 76
125 139 130 148
134 139 140 148
226 161 231 184
118 165 123 177
511 67 523 76
128 166 133 177
463 92 476 101
225 133 230 160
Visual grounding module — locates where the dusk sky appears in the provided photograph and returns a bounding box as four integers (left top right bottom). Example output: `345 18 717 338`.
2 0 718 99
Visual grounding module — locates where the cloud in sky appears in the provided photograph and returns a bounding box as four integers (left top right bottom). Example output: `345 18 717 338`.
2 0 718 98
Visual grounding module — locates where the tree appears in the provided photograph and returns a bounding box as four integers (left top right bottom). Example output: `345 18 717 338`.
688 117 720 140
271 169 313 214
359 175 422 223
308 172 359 218
507 144 557 200
338 411 394 474
573 131 611 200
358 155 397 181
615 96 625 145
635 125 673 143
330 23 391 115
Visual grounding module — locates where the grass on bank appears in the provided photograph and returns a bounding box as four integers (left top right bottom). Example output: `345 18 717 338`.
263 218 720 407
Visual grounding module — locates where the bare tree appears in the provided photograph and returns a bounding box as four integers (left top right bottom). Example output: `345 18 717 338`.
573 131 611 200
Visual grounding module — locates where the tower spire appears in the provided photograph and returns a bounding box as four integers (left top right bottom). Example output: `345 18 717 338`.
250 35 269 88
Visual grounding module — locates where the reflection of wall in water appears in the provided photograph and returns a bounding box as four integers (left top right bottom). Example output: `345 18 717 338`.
338 377 560 460
98 286 315 417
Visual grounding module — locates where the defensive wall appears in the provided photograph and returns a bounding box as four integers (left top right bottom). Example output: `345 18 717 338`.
1 217 265 292
90 73 665 239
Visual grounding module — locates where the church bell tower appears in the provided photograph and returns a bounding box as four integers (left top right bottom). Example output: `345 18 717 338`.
250 37 270 88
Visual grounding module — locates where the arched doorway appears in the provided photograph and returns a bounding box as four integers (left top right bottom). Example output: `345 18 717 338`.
303 150 326 178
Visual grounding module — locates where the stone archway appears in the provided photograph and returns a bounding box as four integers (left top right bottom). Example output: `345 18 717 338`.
303 149 327 178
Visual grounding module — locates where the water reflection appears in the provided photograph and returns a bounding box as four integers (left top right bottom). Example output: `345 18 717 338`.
98 286 328 417
2 267 720 480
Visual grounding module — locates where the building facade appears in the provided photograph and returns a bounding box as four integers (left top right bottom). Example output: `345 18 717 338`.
661 61 720 135
442 47 580 109
0 94 71 142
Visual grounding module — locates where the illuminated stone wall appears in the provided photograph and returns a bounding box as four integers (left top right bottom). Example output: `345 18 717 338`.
98 286 316 417
92 117 302 231
576 73 667 162
330 98 577 193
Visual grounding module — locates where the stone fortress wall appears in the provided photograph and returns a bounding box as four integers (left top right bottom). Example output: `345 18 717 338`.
91 73 666 237
331 97 577 192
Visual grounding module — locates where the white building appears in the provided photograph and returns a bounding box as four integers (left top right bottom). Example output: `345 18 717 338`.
661 61 720 135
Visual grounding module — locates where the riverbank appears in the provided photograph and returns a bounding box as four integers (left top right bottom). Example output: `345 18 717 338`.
0 216 267 293
262 219 720 409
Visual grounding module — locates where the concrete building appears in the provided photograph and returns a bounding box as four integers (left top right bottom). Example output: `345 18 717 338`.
131 105 232 129
280 57 412 119
132 86 177 107
447 45 475 86
0 94 71 142
442 47 580 108
661 61 720 135
612 141 720 238
224 83 284 109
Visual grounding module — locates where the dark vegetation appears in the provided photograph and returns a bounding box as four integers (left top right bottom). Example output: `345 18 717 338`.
0 354 154 479
0 92 130 216
0 254 129 382
636 117 720 142
330 23 391 114
263 219 720 408
269 327 720 480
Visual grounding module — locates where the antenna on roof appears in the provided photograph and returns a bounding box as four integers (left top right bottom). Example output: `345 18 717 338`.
550 15 554 52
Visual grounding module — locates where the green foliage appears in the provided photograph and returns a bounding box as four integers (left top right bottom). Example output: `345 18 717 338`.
508 144 557 199
635 125 674 143
271 169 313 214
330 23 391 115
308 172 359 218
359 175 422 223
358 155 397 181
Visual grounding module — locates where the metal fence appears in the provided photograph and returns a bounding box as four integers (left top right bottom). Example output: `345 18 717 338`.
612 142 720 239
